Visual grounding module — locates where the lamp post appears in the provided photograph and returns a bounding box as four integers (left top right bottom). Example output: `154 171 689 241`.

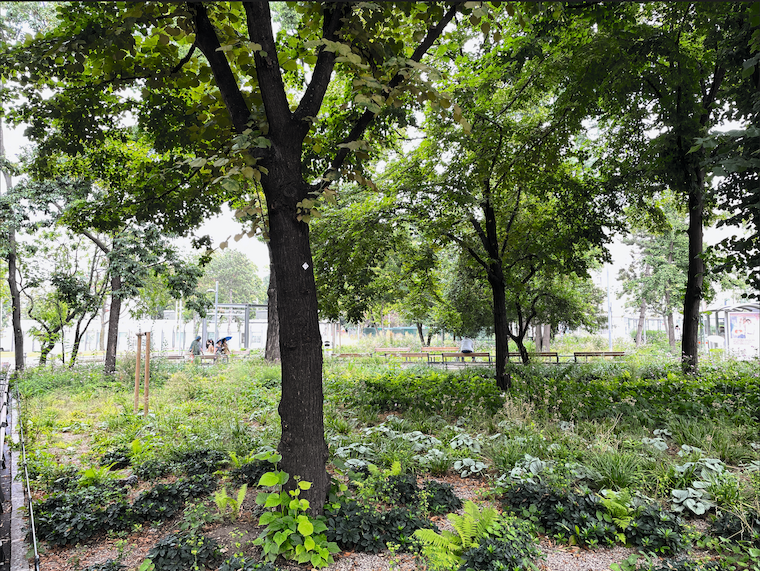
207 281 219 343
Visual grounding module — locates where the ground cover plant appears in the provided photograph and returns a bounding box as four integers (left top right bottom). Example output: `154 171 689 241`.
14 353 760 570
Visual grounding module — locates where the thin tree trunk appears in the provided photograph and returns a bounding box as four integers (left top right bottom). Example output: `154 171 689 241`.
542 324 551 352
38 340 55 366
534 323 544 352
265 245 280 362
105 274 122 374
7 233 24 371
99 302 107 351
416 322 425 346
635 300 647 347
1 120 24 371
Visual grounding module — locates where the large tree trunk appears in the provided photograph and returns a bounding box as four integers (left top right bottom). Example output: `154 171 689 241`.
105 274 122 374
489 272 511 389
682 172 705 373
265 175 328 515
265 246 280 362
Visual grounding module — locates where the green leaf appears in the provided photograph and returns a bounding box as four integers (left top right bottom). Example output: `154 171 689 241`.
259 472 281 487
264 492 283 508
297 516 314 536
221 178 240 192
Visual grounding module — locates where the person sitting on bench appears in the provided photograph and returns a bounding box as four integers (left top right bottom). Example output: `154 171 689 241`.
460 337 475 361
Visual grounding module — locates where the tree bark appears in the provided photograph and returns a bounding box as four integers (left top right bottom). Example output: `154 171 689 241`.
105 274 122 374
416 322 425 346
38 339 55 366
489 270 511 389
7 233 24 370
681 177 704 372
264 246 280 362
265 175 329 514
635 300 647 347
1 121 24 371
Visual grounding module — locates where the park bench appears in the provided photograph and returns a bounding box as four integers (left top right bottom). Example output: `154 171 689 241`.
333 353 369 359
422 346 459 362
440 352 492 367
574 351 626 362
231 349 251 359
190 354 219 365
400 352 429 363
374 347 411 357
508 351 559 363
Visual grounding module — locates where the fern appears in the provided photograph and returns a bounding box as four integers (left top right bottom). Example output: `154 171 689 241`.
414 501 501 570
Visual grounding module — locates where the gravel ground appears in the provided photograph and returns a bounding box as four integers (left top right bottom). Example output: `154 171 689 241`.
30 474 715 571
329 542 639 571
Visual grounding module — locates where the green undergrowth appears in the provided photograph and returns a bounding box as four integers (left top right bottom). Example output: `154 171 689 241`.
16 355 760 570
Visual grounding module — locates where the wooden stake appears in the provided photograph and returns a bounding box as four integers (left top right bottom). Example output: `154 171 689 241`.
134 334 142 413
144 332 150 416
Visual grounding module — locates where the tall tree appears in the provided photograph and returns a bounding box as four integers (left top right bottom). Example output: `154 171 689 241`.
0 1 57 371
618 196 689 352
1 2 469 512
387 20 616 382
563 2 756 371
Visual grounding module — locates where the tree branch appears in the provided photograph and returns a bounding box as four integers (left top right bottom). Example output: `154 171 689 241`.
318 2 463 191
293 4 348 125
190 2 252 134
244 1 292 135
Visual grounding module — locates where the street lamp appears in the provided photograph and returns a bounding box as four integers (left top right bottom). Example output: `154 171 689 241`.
206 281 219 344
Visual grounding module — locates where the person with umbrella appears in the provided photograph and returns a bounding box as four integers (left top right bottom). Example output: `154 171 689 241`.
216 336 232 361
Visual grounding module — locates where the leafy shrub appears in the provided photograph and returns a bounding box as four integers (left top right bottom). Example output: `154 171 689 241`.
358 370 505 418
145 533 222 571
252 450 339 568
502 481 684 553
459 526 543 571
424 481 463 515
230 459 270 485
171 449 227 476
625 505 686 554
35 475 217 546
133 459 171 480
711 511 760 545
325 500 437 553
501 481 617 548
34 485 130 545
99 447 131 470
131 475 217 522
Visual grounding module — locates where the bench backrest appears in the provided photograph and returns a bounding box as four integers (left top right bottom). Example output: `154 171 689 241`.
374 347 411 353
422 347 459 352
